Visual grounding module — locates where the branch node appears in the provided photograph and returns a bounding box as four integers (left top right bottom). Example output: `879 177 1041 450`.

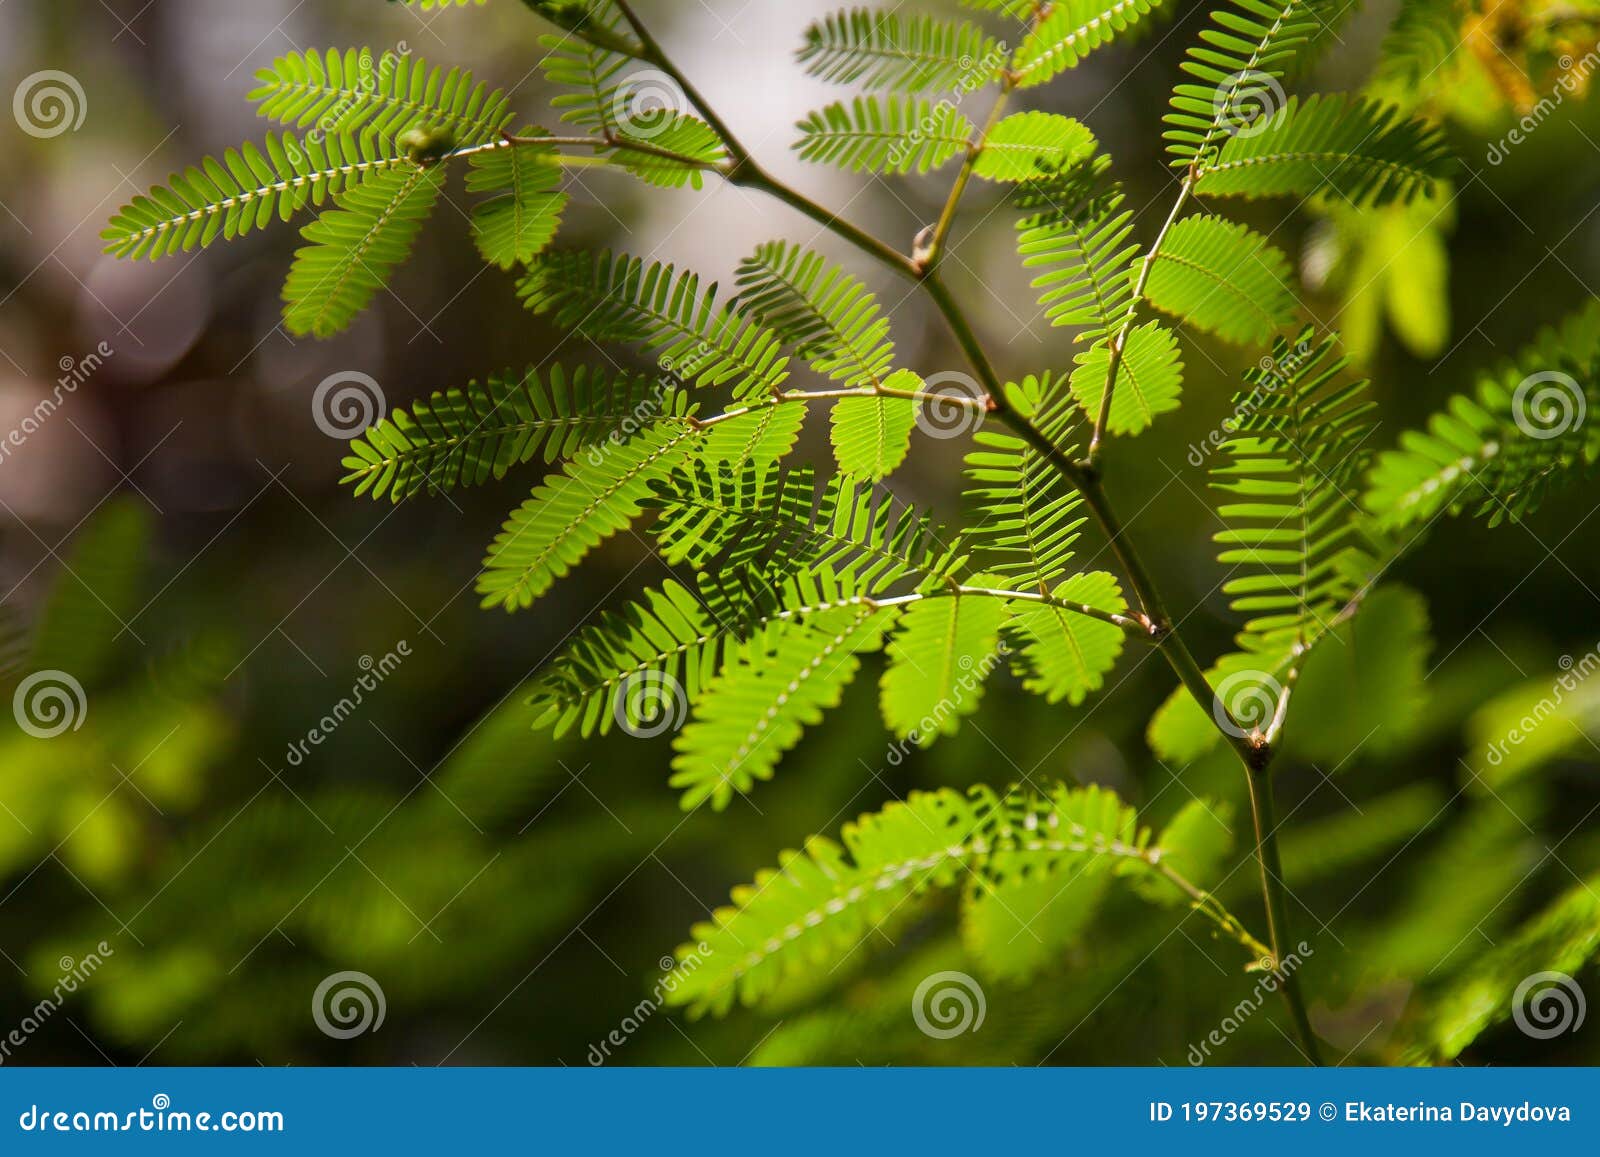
910 225 937 275
1246 736 1274 774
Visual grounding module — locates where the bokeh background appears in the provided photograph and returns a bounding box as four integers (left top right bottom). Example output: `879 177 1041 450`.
1 0 1599 1065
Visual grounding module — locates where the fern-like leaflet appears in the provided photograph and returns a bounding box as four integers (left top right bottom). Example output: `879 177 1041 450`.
670 572 899 810
795 96 974 174
1191 93 1452 206
1143 215 1298 347
539 24 728 189
734 241 896 388
341 366 662 502
1365 301 1600 530
102 131 414 260
970 111 1097 182
665 783 1251 1013
465 131 568 270
476 400 701 611
734 242 926 479
281 163 445 338
248 47 514 147
1011 0 1168 87
519 250 791 399
1149 330 1380 761
962 377 1087 590
798 9 1004 92
1013 156 1140 344
645 461 960 584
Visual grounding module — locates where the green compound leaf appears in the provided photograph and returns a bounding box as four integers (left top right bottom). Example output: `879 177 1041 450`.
1143 214 1297 346
340 366 673 502
1067 322 1184 435
647 460 959 582
248 46 514 147
1193 94 1453 207
665 783 1169 1013
880 588 1010 745
795 96 974 175
1014 155 1140 344
477 413 700 611
526 579 742 739
1006 571 1129 706
518 249 791 399
831 371 922 480
1365 300 1600 530
466 134 567 269
1013 0 1167 88
1165 0 1337 170
735 241 896 387
963 378 1086 588
102 131 406 261
798 9 1004 92
670 600 898 810
972 111 1097 182
282 163 444 338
